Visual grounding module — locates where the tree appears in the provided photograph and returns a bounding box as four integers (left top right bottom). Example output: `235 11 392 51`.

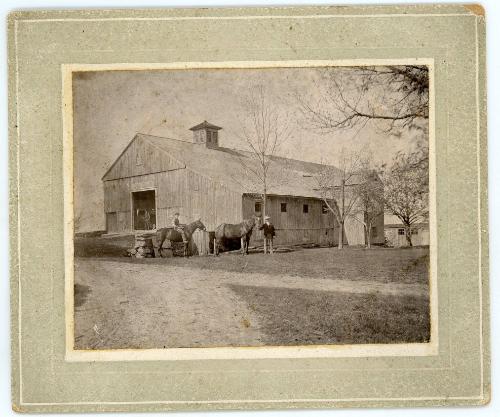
353 163 385 249
233 85 292 252
316 149 364 249
383 151 428 246
298 65 429 134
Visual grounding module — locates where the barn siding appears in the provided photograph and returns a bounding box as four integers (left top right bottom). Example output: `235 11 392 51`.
242 195 338 246
242 194 384 247
104 168 242 233
103 136 185 181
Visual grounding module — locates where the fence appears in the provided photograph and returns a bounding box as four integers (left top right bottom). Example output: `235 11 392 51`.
191 230 212 255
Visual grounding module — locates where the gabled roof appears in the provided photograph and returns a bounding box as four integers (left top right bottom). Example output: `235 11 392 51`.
189 121 222 131
106 133 357 199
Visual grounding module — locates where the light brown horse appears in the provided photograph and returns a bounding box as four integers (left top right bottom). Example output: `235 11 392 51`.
214 216 261 256
155 219 206 257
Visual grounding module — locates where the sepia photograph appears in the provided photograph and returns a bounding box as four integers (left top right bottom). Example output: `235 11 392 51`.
70 63 432 351
9 3 490 412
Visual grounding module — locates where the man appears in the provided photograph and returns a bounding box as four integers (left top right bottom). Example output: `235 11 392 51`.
259 216 276 254
172 212 187 243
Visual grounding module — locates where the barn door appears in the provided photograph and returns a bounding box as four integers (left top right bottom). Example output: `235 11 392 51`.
132 190 156 230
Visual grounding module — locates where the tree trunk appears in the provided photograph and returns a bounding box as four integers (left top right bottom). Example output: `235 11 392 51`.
338 220 344 249
262 189 267 253
405 225 413 247
338 179 345 250
367 226 371 249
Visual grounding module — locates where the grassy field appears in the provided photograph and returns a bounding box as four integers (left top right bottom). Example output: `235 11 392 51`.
74 236 430 348
75 235 428 285
230 285 429 345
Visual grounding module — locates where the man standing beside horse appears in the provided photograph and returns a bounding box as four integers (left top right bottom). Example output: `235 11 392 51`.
259 216 276 254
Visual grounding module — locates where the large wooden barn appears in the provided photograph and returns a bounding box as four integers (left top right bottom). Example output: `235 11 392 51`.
102 121 384 247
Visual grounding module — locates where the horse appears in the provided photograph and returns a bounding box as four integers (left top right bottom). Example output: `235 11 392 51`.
214 215 261 256
155 219 206 257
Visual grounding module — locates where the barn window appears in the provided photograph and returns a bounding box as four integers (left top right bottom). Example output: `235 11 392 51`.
303 204 309 214
398 228 405 235
322 203 329 214
280 203 287 213
255 202 262 213
411 228 418 235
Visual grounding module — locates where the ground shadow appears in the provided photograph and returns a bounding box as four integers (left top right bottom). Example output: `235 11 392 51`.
74 283 92 308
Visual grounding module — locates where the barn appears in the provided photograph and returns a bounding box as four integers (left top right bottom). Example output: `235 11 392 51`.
102 121 384 248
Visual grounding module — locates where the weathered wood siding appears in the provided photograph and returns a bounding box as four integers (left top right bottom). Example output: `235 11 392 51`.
103 136 185 181
242 194 338 246
242 194 384 247
104 169 242 233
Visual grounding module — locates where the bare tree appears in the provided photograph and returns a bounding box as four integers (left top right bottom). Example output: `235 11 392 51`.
351 159 385 248
316 149 365 249
298 65 429 134
233 85 292 251
383 151 428 246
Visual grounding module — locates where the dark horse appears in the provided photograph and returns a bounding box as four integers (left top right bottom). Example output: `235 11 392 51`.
155 219 206 257
214 216 261 256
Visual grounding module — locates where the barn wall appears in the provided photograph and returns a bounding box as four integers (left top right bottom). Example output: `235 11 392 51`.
241 194 385 247
103 168 242 233
343 217 365 246
103 136 185 181
242 195 338 246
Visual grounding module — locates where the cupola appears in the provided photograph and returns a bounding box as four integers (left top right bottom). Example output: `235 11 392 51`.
189 121 222 149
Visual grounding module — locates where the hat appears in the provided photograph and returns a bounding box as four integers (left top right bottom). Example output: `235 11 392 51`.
174 212 180 216
264 216 271 220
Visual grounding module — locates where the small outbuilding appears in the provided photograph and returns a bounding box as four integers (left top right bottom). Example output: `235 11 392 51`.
384 214 430 247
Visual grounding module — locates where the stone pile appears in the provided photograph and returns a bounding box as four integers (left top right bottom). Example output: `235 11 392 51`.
127 233 156 258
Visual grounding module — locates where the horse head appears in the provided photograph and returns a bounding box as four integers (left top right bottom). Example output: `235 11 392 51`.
194 218 206 231
244 215 260 231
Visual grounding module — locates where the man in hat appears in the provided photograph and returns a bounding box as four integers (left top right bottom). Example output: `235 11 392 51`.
171 212 187 243
259 215 276 254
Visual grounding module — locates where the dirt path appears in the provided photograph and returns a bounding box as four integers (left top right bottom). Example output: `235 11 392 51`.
74 258 428 349
74 259 264 349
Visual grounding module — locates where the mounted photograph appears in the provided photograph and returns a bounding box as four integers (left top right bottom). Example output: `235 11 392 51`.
68 63 433 353
10 5 488 412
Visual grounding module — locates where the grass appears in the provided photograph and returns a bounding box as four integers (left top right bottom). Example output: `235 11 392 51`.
74 235 134 257
75 234 429 285
229 284 430 345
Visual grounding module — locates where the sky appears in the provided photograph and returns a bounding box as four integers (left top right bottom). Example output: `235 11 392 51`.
73 66 426 232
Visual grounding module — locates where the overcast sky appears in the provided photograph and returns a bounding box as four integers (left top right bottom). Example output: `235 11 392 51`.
73 67 425 232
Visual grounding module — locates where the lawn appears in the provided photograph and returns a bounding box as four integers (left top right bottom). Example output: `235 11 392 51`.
229 284 429 345
75 235 429 285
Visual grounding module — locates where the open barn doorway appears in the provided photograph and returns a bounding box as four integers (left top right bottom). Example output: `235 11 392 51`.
132 190 156 230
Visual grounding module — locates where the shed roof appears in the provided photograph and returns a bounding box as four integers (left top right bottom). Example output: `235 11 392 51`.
106 133 358 199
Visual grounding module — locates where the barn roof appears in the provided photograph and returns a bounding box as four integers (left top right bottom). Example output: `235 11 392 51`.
106 133 357 199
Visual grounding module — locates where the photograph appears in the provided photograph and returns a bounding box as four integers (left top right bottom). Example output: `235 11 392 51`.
71 64 431 350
